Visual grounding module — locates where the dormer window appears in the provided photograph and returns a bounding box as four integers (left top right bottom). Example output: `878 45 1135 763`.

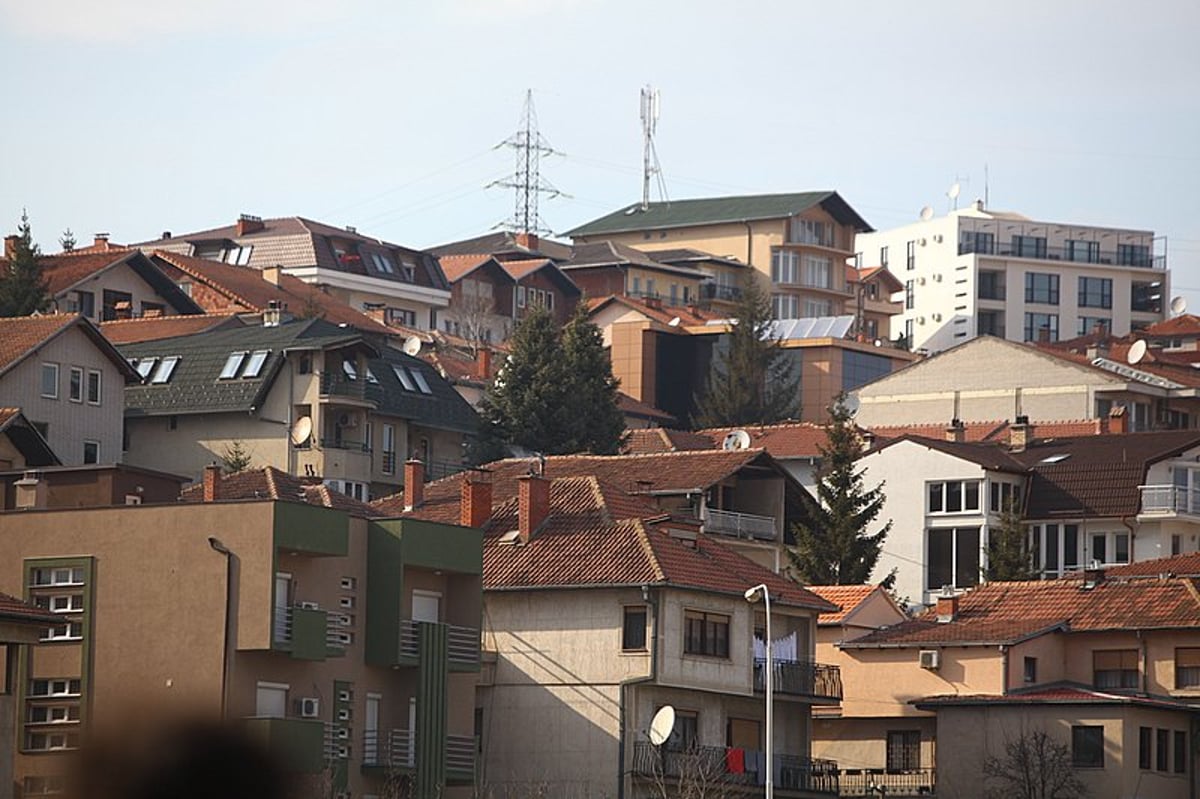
370 253 396 274
219 352 247 379
400 261 416 282
223 245 253 266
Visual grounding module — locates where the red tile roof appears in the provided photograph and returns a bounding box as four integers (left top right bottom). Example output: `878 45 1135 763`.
437 254 495 282
0 591 60 626
623 428 715 454
180 466 383 518
916 682 1198 712
36 251 136 295
846 576 1200 648
0 314 78 376
1105 552 1200 577
623 422 829 459
0 407 20 428
99 313 242 345
617 396 677 425
807 584 886 625
499 258 556 281
1143 314 1200 337
588 294 727 329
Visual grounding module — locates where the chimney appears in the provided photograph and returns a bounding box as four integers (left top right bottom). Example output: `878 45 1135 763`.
263 300 282 327
93 233 110 250
945 418 965 442
935 587 959 623
1108 405 1128 434
3 235 18 259
1009 415 1030 452
461 475 493 529
161 231 172 240
1082 561 1105 589
235 214 265 237
404 459 425 511
518 473 550 543
1086 335 1109 360
263 265 283 285
202 464 222 502
514 232 539 252
14 471 48 510
476 347 493 381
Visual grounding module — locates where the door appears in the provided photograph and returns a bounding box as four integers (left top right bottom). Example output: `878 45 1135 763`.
255 683 287 718
273 573 292 644
411 591 441 624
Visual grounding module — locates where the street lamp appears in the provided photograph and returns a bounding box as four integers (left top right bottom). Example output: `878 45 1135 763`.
209 536 235 721
745 583 772 799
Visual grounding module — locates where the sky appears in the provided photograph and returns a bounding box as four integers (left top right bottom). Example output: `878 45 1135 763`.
2 0 1199 308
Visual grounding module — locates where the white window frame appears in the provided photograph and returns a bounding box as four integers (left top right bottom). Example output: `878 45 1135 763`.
255 681 289 719
927 480 982 514
68 366 84 403
85 370 101 405
83 440 100 465
41 363 59 399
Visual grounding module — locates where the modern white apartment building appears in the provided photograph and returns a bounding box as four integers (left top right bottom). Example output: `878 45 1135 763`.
855 201 1168 352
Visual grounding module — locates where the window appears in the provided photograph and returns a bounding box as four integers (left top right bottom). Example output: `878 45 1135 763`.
342 359 358 380
1089 531 1130 565
802 255 833 289
1078 316 1110 336
370 253 396 274
73 290 95 318
879 246 889 268
68 367 83 402
150 356 180 384
1132 281 1162 313
393 366 416 392
255 682 288 718
1117 243 1150 267
803 298 833 318
102 289 133 321
382 424 396 475
1093 649 1138 690
1023 657 1037 683
1176 648 1200 688
665 709 698 751
886 730 920 772
387 308 417 327
409 368 432 394
41 363 59 398
1013 235 1047 259
1175 730 1186 774
1139 726 1153 769
684 610 729 658
1031 523 1079 578
772 294 799 320
989 481 1019 513
35 594 83 613
223 245 252 265
1072 725 1104 768
1024 312 1059 342
243 350 269 378
26 731 79 751
83 441 100 464
905 280 914 310
771 250 799 284
32 568 84 586
927 481 981 513
1067 240 1099 263
978 270 1005 300
977 310 1005 337
133 358 156 379
789 218 834 247
1025 273 1059 304
1155 728 1170 772
906 240 915 270
219 352 247 379
926 527 980 591
27 704 80 724
622 606 647 651
86 370 101 405
30 679 81 697
1078 276 1112 309
517 286 527 308
42 621 83 642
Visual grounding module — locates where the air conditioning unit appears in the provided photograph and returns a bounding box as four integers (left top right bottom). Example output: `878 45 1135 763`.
298 697 320 718
337 412 357 428
919 649 940 670
298 601 319 610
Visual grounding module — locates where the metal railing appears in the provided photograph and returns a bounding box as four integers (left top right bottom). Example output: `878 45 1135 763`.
398 619 480 665
424 460 470 482
319 437 371 453
959 240 1164 269
703 506 777 540
631 742 838 795
838 768 936 797
701 283 742 302
754 658 843 701
446 734 475 773
1140 484 1200 515
319 371 371 400
273 606 293 646
326 613 347 650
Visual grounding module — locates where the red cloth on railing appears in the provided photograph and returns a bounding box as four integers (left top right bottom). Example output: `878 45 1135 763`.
726 747 745 773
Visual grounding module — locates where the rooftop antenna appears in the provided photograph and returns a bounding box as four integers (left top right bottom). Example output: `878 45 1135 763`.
947 180 962 212
489 90 564 236
983 163 990 208
640 85 668 211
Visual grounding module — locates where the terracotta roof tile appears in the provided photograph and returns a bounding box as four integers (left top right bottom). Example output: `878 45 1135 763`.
181 466 384 518
588 295 726 329
35 251 135 295
0 314 77 375
1105 552 1200 577
616 394 677 425
701 423 829 459
437 254 495 282
916 682 1198 712
100 313 242 345
0 591 60 626
807 584 882 625
1143 314 1200 337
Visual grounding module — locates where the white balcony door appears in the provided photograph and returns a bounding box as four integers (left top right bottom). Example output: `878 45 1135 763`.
412 591 441 624
274 573 292 644
256 682 288 718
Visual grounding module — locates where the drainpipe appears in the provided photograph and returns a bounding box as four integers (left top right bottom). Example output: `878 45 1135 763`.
743 222 754 270
1000 645 1009 695
618 585 660 799
1138 630 1148 694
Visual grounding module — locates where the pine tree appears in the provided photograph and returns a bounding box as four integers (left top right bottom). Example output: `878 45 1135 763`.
0 211 49 317
985 499 1036 581
693 276 798 427
220 440 253 473
59 228 77 252
560 302 626 454
788 395 892 585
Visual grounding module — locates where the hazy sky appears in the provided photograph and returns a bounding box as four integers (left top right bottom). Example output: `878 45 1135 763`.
3 1 1198 306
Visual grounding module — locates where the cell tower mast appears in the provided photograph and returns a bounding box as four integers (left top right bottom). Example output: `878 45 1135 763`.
640 86 667 210
490 90 562 235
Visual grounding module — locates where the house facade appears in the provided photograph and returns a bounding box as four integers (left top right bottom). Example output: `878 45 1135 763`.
436 254 579 345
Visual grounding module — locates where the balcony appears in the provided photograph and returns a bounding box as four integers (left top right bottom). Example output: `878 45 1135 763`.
632 742 838 796
754 658 843 702
398 619 480 667
959 240 1164 269
361 729 475 780
244 717 326 773
273 605 345 659
446 733 476 779
319 371 382 405
703 506 777 541
838 768 936 797
1140 485 1200 517
701 283 743 303
319 437 371 453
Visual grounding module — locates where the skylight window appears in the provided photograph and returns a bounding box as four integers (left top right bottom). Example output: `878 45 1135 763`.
224 245 253 266
134 358 157 379
371 253 395 274
392 365 416 391
366 367 379 384
219 352 247 379
150 356 180 384
243 350 270 378
410 368 432 394
1039 453 1071 464
342 359 358 380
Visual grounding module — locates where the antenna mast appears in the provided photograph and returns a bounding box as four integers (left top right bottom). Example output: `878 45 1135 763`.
640 85 667 210
490 90 562 235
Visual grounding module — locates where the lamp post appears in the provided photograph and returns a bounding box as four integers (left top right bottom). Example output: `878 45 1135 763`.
209 536 235 721
744 583 772 799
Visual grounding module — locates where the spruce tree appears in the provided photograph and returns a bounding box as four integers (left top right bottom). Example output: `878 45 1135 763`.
985 499 1036 581
693 276 798 427
0 211 49 317
788 395 892 585
560 301 626 454
59 228 77 252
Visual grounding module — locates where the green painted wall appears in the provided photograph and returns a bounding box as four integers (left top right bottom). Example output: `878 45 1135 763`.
416 621 448 799
290 607 328 661
375 519 482 575
365 523 404 667
273 502 349 556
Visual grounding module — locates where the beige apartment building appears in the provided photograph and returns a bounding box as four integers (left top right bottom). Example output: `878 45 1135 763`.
0 468 483 799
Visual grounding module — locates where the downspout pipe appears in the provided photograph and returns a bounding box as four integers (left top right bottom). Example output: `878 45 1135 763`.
618 585 660 799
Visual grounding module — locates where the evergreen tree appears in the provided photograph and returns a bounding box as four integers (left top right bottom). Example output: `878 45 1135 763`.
985 499 1036 581
692 276 798 427
788 395 892 585
0 211 49 317
560 301 626 454
59 228 77 252
220 440 253 473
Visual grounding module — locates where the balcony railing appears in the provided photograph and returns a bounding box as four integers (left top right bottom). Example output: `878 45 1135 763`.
1140 484 1200 516
319 437 371 453
838 768 935 797
703 506 777 540
632 742 838 796
274 605 343 656
959 240 1164 269
446 733 476 774
362 728 414 770
320 371 373 401
424 459 470 482
398 619 480 665
701 283 743 302
754 658 843 702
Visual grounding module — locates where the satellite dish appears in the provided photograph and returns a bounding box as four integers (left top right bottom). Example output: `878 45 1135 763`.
722 430 752 451
648 705 675 746
919 206 934 222
1171 296 1188 316
668 317 681 327
402 336 422 357
947 183 961 200
290 416 313 446
1127 339 1148 366
842 394 861 415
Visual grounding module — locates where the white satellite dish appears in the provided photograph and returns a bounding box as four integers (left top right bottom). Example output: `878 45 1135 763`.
919 206 934 222
1127 339 1148 366
1171 296 1188 316
648 705 675 746
947 182 961 200
722 430 752 451
842 394 861 415
290 416 313 446
402 336 422 357
668 317 681 327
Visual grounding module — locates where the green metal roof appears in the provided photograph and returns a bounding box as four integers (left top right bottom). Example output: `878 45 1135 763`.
564 191 873 237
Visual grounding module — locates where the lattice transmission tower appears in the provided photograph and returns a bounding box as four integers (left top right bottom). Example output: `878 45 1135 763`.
489 90 563 235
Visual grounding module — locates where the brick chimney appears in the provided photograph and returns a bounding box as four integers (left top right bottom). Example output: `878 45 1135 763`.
202 464 222 502
3 235 18 259
1108 405 1128 434
1009 415 1031 452
263 265 282 285
476 347 492 381
945 419 965 442
461 475 493 528
404 459 425 511
14 471 48 510
518 473 550 544
235 214 265 237
514 232 539 252
93 233 110 250
936 588 959 623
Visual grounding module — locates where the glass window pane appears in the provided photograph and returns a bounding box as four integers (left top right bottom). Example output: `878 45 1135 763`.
956 527 980 587
928 529 953 590
219 352 246 379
